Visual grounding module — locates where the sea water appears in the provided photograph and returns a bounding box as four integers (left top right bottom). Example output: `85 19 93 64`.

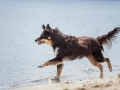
0 0 120 90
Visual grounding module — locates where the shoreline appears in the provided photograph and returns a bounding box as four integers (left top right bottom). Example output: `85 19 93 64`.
14 74 120 90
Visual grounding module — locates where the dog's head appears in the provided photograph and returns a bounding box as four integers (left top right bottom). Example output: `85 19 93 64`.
35 24 53 45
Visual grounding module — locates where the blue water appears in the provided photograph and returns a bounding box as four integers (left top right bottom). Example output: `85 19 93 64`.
0 0 120 89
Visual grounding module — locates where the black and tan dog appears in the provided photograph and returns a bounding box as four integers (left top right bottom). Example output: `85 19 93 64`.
35 24 120 79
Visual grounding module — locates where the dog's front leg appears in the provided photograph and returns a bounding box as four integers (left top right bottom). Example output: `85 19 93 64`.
38 58 63 68
54 64 64 80
37 64 45 68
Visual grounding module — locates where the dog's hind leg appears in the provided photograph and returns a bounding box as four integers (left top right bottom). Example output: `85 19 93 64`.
104 58 112 72
87 54 103 78
55 64 64 80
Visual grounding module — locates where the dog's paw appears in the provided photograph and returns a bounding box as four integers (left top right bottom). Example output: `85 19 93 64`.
37 65 44 68
55 76 60 80
51 76 60 81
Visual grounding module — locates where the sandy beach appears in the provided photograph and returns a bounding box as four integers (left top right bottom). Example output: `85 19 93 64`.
14 74 120 90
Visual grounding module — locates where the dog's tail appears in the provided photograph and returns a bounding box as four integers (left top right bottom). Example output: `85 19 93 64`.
97 27 120 51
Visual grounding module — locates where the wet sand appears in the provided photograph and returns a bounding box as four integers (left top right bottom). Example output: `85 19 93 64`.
15 74 120 90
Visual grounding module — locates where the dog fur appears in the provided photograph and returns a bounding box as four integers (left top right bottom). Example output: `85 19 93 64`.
35 24 120 78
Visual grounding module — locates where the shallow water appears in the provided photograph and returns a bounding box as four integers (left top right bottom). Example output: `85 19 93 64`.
0 0 120 90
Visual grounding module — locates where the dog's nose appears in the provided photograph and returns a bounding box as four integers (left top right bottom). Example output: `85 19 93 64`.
35 39 37 42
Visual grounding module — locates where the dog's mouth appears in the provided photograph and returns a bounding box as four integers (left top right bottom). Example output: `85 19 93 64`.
39 41 45 45
35 38 52 45
36 40 45 45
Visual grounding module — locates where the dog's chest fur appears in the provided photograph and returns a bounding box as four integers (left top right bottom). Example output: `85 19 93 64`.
54 47 59 57
53 47 74 61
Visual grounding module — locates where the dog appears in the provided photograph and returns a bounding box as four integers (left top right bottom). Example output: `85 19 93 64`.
35 24 120 79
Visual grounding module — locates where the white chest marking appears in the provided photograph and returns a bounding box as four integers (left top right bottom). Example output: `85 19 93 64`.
54 47 59 57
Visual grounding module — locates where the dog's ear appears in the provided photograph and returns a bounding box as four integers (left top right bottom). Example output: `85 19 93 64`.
42 24 45 30
46 24 51 30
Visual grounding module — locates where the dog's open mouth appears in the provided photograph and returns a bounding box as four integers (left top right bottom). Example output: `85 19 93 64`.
36 41 45 45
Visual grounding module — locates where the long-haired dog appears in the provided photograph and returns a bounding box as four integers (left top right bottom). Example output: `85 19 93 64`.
35 24 120 79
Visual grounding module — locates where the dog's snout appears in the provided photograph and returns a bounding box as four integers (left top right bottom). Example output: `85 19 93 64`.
35 38 40 42
35 39 37 42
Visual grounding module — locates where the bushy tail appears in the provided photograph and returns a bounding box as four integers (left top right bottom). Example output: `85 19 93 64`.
97 27 120 51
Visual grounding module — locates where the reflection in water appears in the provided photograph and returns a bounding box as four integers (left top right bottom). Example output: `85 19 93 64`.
83 68 95 73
